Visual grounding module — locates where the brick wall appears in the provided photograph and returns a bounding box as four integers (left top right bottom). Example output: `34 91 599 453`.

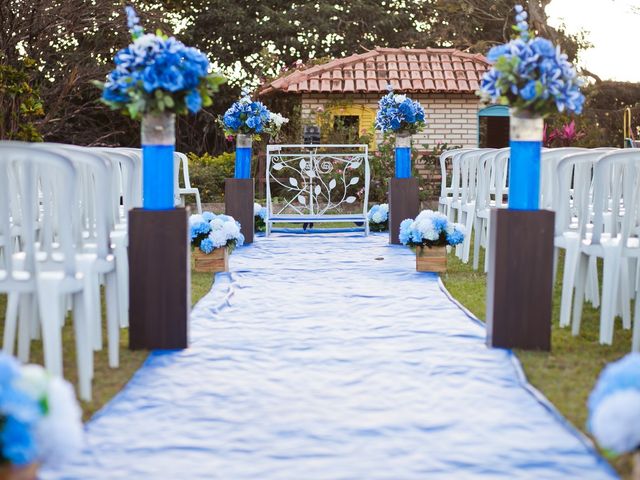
300 92 479 200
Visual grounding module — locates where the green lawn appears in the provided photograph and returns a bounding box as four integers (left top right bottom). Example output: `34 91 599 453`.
0 268 214 420
442 249 634 478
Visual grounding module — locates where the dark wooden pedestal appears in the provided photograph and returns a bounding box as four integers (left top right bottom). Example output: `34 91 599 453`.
388 178 420 244
129 208 189 350
486 209 555 351
225 178 254 244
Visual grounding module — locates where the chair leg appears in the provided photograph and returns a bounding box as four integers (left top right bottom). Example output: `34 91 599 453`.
462 211 474 263
114 240 129 328
36 285 64 377
560 242 580 328
195 191 202 215
105 272 120 368
72 291 93 401
2 293 20 355
484 215 491 273
572 254 589 336
600 251 621 345
586 256 600 308
619 260 632 330
472 216 481 271
17 294 34 362
633 291 640 352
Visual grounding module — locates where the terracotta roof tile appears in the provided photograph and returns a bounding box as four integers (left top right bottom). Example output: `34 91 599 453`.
259 47 489 95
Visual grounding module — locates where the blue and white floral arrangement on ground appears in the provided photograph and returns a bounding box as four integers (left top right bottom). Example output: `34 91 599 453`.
0 354 83 475
399 210 465 248
367 204 389 232
588 353 640 468
478 4 584 210
189 212 244 254
98 7 225 119
254 202 267 233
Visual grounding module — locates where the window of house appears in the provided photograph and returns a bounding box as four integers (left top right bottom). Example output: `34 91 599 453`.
332 115 360 143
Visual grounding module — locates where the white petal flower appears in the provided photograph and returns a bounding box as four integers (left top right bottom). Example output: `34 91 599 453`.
591 390 640 454
393 94 407 104
189 214 204 226
254 203 263 216
210 229 228 248
36 377 83 466
14 364 48 400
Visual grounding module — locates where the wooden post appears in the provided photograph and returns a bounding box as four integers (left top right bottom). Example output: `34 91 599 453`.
486 209 555 351
388 177 419 244
225 178 254 244
129 208 189 350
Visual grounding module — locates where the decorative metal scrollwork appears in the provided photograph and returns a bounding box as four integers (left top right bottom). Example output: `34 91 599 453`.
267 145 370 217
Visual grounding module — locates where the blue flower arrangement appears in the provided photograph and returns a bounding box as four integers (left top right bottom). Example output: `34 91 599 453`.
479 5 584 116
189 212 244 253
399 210 465 247
221 94 288 138
0 354 83 468
588 353 640 455
375 87 426 134
367 204 389 232
96 7 225 119
254 202 267 233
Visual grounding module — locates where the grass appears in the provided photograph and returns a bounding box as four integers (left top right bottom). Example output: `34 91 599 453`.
442 248 634 478
0 267 214 421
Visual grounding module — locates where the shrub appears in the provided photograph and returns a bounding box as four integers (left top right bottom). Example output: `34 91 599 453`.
186 151 235 202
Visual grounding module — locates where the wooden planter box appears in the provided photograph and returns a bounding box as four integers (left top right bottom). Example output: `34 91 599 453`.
0 464 39 480
192 247 229 273
416 246 447 273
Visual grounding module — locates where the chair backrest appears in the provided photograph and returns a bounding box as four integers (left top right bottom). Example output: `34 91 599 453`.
439 148 472 199
33 144 113 260
591 150 640 245
94 148 138 223
476 148 510 211
175 152 191 189
0 144 78 278
540 147 588 209
553 151 603 237
115 147 143 208
457 148 495 206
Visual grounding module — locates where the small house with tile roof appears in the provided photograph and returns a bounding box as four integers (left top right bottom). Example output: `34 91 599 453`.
259 47 510 154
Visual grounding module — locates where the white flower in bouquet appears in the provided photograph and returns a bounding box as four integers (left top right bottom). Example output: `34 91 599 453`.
222 219 240 240
393 94 407 104
188 214 204 226
269 112 289 128
209 217 224 230
254 202 263 216
210 229 228 248
35 377 84 465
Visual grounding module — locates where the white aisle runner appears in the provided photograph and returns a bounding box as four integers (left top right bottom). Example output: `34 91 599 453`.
43 233 617 479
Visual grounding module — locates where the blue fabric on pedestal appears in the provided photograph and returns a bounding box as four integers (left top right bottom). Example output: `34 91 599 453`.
235 147 252 179
142 145 175 210
508 140 541 210
395 146 411 178
42 233 617 480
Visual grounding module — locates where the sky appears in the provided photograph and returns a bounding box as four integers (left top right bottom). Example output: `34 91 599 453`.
546 0 640 82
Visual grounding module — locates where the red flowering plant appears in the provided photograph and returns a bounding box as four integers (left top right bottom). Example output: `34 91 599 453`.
544 120 585 147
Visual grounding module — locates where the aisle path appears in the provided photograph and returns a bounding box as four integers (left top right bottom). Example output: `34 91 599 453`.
43 233 617 479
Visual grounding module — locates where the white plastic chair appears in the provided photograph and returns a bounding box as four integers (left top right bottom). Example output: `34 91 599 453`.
438 148 471 220
0 144 95 400
571 150 640 345
174 152 202 213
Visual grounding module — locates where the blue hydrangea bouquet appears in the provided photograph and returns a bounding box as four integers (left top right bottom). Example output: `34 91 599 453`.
478 5 584 210
97 7 225 119
588 353 640 462
479 6 584 117
367 204 389 232
190 212 244 272
221 94 288 139
0 354 83 475
375 88 426 134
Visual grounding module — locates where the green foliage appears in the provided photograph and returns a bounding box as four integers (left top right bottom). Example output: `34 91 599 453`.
186 151 235 202
0 58 44 141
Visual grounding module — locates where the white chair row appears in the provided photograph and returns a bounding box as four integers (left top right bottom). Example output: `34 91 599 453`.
438 146 640 351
